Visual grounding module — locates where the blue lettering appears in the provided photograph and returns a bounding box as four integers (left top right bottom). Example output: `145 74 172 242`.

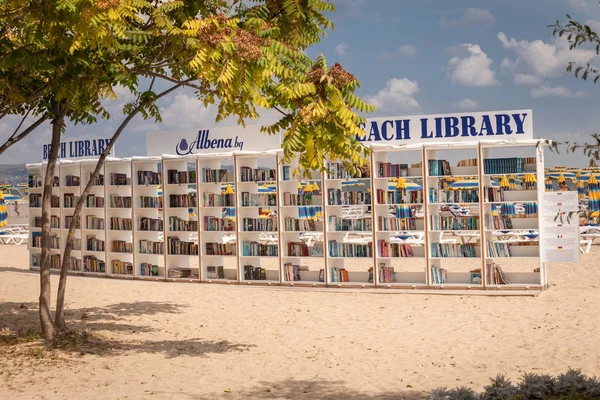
420 118 432 139
395 119 410 140
479 116 494 136
43 145 48 160
434 117 443 138
367 122 382 141
60 142 67 158
84 140 91 156
444 117 460 137
461 116 477 137
356 123 367 141
512 113 527 134
98 139 106 155
495 114 512 135
381 120 394 140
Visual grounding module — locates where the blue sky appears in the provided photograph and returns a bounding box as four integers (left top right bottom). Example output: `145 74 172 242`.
2 0 600 166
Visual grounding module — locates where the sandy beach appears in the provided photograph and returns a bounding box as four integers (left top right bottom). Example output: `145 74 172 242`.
1 244 599 399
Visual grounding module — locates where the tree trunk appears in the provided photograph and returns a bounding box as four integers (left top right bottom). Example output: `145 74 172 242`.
39 108 64 344
53 80 189 330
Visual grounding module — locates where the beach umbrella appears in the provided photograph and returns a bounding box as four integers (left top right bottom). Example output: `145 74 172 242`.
297 181 303 194
524 173 537 190
545 178 553 191
224 184 234 195
394 204 413 219
577 180 585 199
396 177 407 190
222 207 236 220
588 174 600 212
508 175 518 190
524 202 538 216
500 202 516 216
303 182 313 193
578 173 600 182
576 170 582 179
0 192 7 227
387 180 422 191
546 172 576 181
449 179 498 190
490 203 499 216
341 179 365 187
499 176 510 189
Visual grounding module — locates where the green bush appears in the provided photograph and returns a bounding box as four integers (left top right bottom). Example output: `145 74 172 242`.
426 368 600 400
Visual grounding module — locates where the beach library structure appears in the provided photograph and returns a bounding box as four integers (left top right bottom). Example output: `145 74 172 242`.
27 109 575 291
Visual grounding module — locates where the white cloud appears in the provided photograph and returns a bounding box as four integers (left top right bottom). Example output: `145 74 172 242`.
445 44 499 87
158 94 215 130
514 73 543 86
498 32 595 80
586 19 600 32
440 8 495 29
531 85 589 98
452 98 479 111
571 0 596 12
367 78 421 113
380 45 417 60
335 43 348 56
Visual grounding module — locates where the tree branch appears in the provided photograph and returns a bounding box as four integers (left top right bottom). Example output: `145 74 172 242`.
0 115 47 156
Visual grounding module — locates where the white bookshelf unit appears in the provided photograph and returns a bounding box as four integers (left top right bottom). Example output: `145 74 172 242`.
236 151 280 284
132 157 164 280
278 159 325 286
197 153 237 283
27 139 548 292
105 158 134 278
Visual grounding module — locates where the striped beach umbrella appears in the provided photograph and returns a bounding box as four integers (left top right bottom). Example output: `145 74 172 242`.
524 173 537 190
524 202 538 216
387 179 422 191
577 180 585 199
449 180 498 190
0 192 7 227
223 207 236 220
508 175 518 190
394 204 413 218
500 202 516 215
588 174 600 212
500 175 510 189
547 172 576 181
491 203 499 216
258 183 276 193
545 178 553 191
578 173 600 182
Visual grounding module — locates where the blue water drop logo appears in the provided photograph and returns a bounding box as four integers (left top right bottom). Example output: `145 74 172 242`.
179 139 188 151
176 138 191 155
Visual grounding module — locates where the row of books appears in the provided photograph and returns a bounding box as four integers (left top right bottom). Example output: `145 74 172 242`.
240 192 277 207
377 241 415 258
29 194 42 207
112 260 133 275
457 158 477 167
137 171 161 185
68 257 81 271
110 217 132 231
51 195 60 208
485 187 505 202
286 241 309 257
488 215 514 230
241 241 278 256
483 157 534 174
65 175 80 187
429 189 479 203
282 193 316 206
31 233 60 249
378 263 397 283
328 240 373 258
92 174 104 186
205 242 236 256
63 193 80 208
283 217 318 232
243 265 267 280
428 159 452 176
139 240 164 255
28 174 42 188
327 190 371 206
376 189 423 205
110 173 129 186
242 218 277 232
376 162 409 178
283 263 304 281
170 194 197 208
168 268 198 279
111 240 132 253
326 162 369 179
206 265 225 279
140 217 163 231
430 216 479 231
329 267 349 282
430 243 477 258
487 242 512 258
204 216 234 232
431 266 448 284
86 195 104 208
487 262 510 285
110 195 132 208
239 167 276 182
140 196 163 208
167 237 198 255
87 236 105 252
168 169 196 184
203 193 235 207
170 216 198 232
328 216 371 232
201 168 227 183
378 217 417 231
83 256 105 273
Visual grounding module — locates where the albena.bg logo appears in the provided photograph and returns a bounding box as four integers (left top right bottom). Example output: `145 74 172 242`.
176 130 244 155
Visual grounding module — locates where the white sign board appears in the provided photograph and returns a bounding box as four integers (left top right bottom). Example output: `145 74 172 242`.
146 126 281 156
541 191 580 263
43 137 114 161
146 109 533 156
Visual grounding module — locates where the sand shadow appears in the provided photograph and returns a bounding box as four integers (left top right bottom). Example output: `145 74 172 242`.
157 378 424 399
